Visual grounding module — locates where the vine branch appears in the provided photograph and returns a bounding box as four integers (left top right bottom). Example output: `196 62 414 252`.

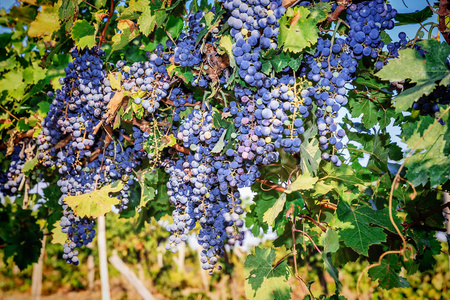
98 0 114 48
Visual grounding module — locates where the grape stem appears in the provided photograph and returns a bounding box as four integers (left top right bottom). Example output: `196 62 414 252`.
0 104 19 121
323 0 352 27
298 214 327 232
281 0 300 8
81 0 99 10
291 218 316 298
161 98 201 107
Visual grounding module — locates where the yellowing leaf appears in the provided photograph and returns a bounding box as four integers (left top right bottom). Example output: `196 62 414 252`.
51 222 67 245
112 20 139 51
28 5 60 37
263 193 286 226
285 173 318 193
64 182 123 218
108 72 122 90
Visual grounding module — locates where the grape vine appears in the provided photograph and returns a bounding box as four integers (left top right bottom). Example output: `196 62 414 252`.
1 0 450 299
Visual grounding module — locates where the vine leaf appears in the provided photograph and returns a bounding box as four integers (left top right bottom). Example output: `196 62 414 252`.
263 193 286 226
395 6 432 26
320 228 340 254
349 99 379 129
22 156 38 174
211 129 227 153
112 20 139 51
278 6 327 53
285 174 318 193
50 222 67 245
64 182 123 218
299 125 321 175
402 108 450 186
137 171 157 209
322 253 342 294
244 247 292 300
376 48 432 83
334 201 401 256
376 40 450 112
368 254 410 289
28 4 60 37
71 20 97 49
137 8 156 36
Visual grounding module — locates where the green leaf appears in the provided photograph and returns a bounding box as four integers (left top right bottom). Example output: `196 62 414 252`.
59 0 78 21
322 253 342 294
380 30 392 45
260 60 272 75
320 228 339 253
0 69 24 93
368 254 410 289
244 247 292 300
50 222 67 245
28 4 60 37
0 207 43 270
22 156 38 174
335 201 400 256
402 108 450 186
219 35 236 70
299 125 321 176
278 6 327 53
263 193 286 227
322 163 364 186
377 41 450 112
393 80 438 113
166 14 184 40
249 181 280 234
138 171 157 209
270 52 290 72
285 173 318 193
376 48 430 83
71 19 97 49
395 6 433 26
349 99 379 128
64 182 123 218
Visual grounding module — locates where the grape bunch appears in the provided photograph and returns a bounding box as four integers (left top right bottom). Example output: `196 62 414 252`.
345 0 397 59
223 0 286 87
165 105 245 272
37 47 147 264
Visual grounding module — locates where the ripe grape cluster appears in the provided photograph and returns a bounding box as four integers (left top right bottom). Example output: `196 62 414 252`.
37 47 145 264
165 106 245 272
346 0 397 59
